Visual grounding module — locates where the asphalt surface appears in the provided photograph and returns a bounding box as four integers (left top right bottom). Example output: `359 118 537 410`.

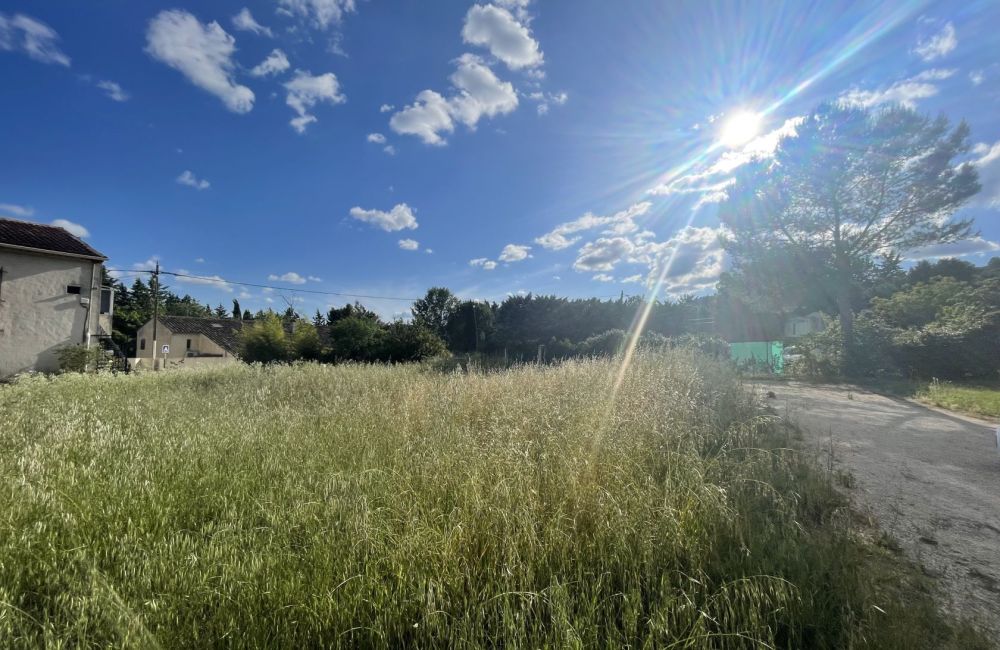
759 382 1000 637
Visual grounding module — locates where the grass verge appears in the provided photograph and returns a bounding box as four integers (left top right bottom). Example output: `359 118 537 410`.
0 352 989 648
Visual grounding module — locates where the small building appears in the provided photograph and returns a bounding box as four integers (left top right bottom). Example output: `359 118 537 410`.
133 315 243 369
0 218 113 378
784 311 826 338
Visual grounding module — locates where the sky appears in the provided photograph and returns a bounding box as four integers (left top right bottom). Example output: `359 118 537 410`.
1 0 999 318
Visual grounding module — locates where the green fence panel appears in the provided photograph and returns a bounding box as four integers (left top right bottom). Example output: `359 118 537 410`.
729 341 784 374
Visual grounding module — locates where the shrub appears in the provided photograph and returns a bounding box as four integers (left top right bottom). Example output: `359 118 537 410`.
326 315 384 362
55 344 103 373
239 314 288 364
377 322 448 362
289 320 323 361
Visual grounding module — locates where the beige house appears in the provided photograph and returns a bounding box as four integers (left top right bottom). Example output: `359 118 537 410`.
133 316 243 370
0 218 113 378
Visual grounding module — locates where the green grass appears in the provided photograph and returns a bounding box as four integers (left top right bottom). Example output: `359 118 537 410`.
918 381 1000 420
0 352 988 648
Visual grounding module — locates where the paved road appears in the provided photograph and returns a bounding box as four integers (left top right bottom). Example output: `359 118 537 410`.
759 382 1000 636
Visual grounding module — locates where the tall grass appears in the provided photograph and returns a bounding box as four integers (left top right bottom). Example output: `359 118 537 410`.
0 351 986 648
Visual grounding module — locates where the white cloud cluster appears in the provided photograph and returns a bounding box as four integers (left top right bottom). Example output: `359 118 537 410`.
535 202 651 250
251 49 290 77
268 272 307 284
232 8 272 37
461 4 543 70
391 54 518 145
640 226 727 295
0 202 34 217
532 90 567 116
469 258 498 270
366 132 386 144
146 10 254 114
284 70 345 133
914 22 956 62
0 13 70 66
176 170 210 190
499 243 531 262
278 0 356 29
839 68 954 109
398 238 419 251
906 237 1000 260
971 140 1000 209
592 273 614 283
176 269 232 292
350 203 418 232
51 219 89 238
573 237 634 272
96 80 129 102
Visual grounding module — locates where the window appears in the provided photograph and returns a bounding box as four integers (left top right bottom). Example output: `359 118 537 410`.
140 339 146 351
66 285 81 295
186 339 192 350
100 287 113 314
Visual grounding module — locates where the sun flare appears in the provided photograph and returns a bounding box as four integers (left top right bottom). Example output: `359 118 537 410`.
719 111 762 148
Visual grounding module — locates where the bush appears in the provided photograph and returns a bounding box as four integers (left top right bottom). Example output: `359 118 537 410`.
377 322 448 362
289 320 323 361
55 344 103 373
326 315 384 362
239 314 288 364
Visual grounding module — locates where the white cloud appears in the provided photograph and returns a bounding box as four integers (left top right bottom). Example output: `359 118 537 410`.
906 237 1000 260
469 258 498 270
383 145 396 156
367 132 386 144
51 219 89 238
176 170 210 190
175 269 232 292
0 203 34 217
390 54 518 145
573 237 634 272
462 4 542 70
390 90 455 146
536 202 652 250
278 0 356 29
650 117 803 200
499 243 531 262
969 70 984 86
308 275 322 282
0 13 70 66
350 203 418 232
914 22 956 62
379 103 394 113
96 80 129 102
971 140 1000 209
268 271 307 284
146 10 254 114
284 70 345 133
195 257 206 263
232 8 272 37
592 273 614 282
398 238 419 250
621 274 644 284
250 49 290 77
638 226 727 296
839 68 955 109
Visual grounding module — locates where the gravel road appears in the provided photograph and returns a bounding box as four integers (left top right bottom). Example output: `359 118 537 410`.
759 382 1000 637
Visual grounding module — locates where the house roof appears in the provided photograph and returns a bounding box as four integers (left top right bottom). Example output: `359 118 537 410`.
0 218 107 260
158 316 245 354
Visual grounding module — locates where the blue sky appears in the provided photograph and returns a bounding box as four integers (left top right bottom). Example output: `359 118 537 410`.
1 0 998 317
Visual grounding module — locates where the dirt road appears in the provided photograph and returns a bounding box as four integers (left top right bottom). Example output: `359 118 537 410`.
760 382 1000 636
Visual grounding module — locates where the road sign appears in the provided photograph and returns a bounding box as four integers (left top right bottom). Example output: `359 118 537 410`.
162 344 170 355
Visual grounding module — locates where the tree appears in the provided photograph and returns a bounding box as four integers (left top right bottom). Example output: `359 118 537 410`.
242 309 253 320
239 313 287 363
289 320 323 360
326 315 384 362
446 300 494 353
378 322 448 362
312 309 326 327
232 299 242 320
214 303 229 318
411 287 459 342
719 103 980 358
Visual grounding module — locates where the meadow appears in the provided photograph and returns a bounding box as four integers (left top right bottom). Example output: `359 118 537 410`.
0 351 987 648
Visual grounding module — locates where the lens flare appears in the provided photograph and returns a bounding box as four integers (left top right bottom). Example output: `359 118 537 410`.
719 111 762 148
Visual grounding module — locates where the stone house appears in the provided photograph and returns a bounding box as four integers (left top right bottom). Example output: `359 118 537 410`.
0 218 113 378
133 315 243 369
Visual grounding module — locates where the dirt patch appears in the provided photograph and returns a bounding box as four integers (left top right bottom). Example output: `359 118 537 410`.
758 382 1000 638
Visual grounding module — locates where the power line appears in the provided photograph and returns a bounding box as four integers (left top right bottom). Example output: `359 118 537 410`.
105 268 422 303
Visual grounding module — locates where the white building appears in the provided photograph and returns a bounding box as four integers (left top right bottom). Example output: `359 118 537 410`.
133 316 243 370
0 218 113 378
784 311 827 338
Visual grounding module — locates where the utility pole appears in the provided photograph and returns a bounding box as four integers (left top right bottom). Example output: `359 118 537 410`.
152 261 160 371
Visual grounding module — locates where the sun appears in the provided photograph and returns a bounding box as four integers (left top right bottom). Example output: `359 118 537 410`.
719 111 762 148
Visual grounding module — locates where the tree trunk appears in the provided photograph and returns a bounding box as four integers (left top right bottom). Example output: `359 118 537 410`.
836 282 854 373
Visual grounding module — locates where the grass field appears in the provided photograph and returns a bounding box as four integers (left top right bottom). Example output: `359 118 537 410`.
0 352 988 648
918 380 1000 420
